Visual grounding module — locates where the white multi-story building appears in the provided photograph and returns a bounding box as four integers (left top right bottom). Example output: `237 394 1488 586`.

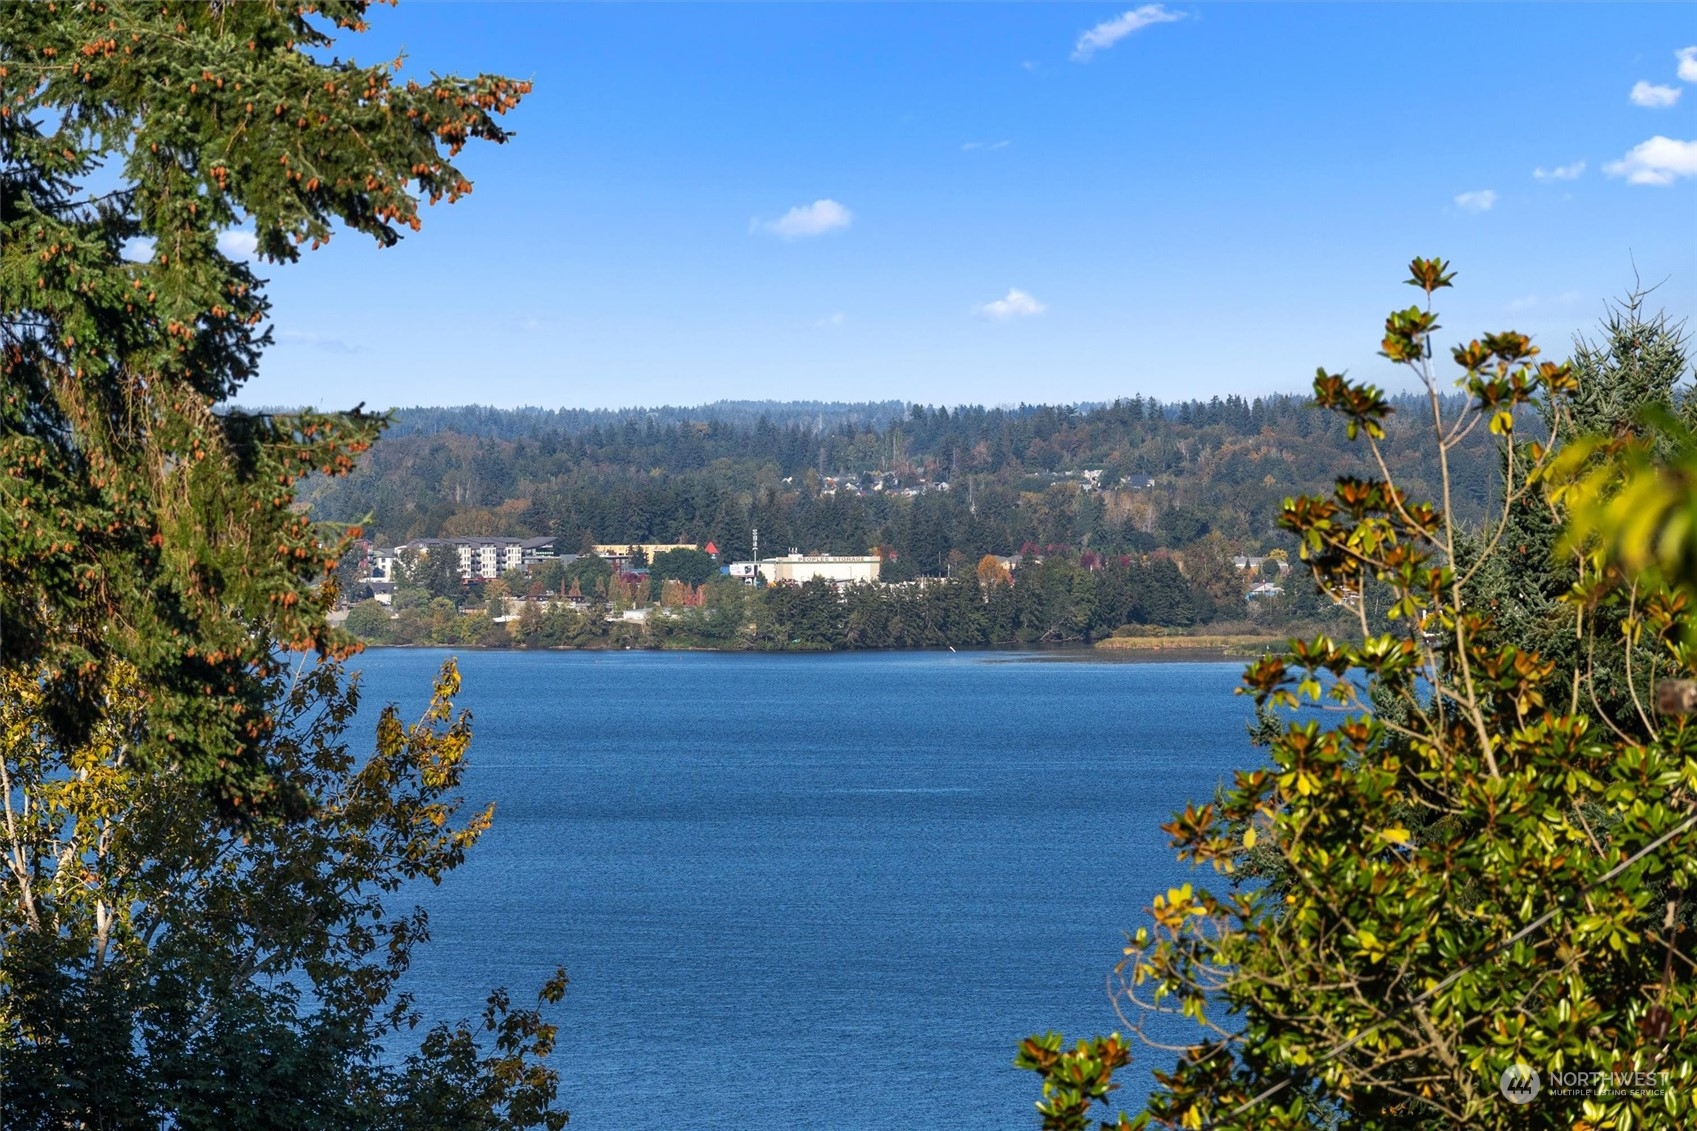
457 540 525 579
380 536 558 583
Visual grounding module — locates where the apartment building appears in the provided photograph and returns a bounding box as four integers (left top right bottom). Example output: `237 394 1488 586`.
373 536 559 583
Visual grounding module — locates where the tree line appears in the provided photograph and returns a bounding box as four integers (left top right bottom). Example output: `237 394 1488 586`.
301 390 1500 576
348 547 1327 652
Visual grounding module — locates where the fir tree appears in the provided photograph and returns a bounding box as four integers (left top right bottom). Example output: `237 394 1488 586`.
2 0 529 820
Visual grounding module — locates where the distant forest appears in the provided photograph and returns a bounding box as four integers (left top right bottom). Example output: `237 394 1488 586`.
301 391 1498 575
377 399 915 440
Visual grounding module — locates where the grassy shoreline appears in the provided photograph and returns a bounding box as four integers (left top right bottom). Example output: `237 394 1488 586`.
1095 633 1286 657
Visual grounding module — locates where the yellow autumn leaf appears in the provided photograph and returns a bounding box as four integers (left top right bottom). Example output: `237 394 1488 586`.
1243 825 1258 849
1381 826 1411 845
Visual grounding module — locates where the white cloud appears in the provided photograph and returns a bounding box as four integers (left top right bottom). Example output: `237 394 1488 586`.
217 229 259 259
1604 136 1697 185
977 288 1047 319
961 140 1011 152
1533 160 1586 182
753 199 853 239
815 312 846 328
1453 189 1498 213
1506 291 1583 313
1678 46 1697 83
120 236 156 262
277 329 361 354
1072 4 1186 62
1631 81 1682 108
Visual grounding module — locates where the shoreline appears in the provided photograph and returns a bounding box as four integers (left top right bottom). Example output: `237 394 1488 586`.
346 639 1274 663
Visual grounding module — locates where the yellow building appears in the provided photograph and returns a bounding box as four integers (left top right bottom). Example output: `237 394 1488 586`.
592 543 699 563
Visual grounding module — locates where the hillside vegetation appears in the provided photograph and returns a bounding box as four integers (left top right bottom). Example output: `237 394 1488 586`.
304 392 1499 574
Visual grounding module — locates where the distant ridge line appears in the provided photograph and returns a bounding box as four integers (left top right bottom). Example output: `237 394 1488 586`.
243 392 1465 442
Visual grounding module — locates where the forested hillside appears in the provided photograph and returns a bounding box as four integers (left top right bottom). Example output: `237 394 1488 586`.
303 392 1499 573
374 399 912 440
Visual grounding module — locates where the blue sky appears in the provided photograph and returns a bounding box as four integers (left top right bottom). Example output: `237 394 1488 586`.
233 3 1697 411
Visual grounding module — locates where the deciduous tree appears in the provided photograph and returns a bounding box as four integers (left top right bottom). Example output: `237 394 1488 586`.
0 656 569 1131
1022 260 1697 1129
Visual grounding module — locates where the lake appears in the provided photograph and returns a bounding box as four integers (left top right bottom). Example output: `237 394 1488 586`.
351 649 1257 1129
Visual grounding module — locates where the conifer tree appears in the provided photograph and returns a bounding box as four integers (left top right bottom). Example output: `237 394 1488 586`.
1465 290 1691 738
1 0 529 819
2 7 569 1128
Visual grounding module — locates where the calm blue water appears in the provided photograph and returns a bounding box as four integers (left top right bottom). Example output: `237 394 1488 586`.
350 649 1255 1129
